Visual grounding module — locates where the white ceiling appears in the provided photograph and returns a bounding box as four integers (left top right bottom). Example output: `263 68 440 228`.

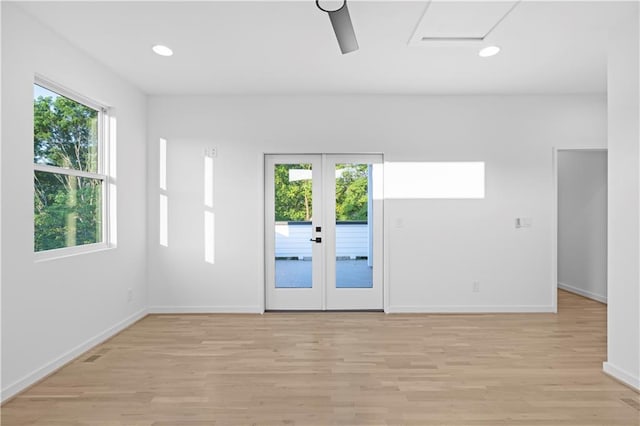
411 1 519 41
17 1 632 95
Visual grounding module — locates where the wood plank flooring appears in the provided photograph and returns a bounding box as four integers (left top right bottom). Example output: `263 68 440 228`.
2 290 639 425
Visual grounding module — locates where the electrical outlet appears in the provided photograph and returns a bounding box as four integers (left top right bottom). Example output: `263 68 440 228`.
472 281 480 293
127 288 133 302
205 147 218 158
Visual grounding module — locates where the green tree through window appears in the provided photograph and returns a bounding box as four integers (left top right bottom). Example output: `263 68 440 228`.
335 164 368 221
274 163 369 222
274 164 313 221
33 83 105 252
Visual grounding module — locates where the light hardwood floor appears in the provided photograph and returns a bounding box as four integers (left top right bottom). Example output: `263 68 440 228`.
2 290 639 425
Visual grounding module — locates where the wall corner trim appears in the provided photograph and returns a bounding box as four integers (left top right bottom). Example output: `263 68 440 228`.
1 308 148 404
558 282 607 304
603 362 640 391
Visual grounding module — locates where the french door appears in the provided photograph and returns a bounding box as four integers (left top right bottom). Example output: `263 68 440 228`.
265 154 383 310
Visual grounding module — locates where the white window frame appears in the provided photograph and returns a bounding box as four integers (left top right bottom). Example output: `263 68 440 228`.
33 76 111 261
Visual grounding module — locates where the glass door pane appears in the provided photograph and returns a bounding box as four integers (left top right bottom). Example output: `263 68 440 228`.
325 154 383 311
266 155 323 310
335 163 373 288
274 164 314 288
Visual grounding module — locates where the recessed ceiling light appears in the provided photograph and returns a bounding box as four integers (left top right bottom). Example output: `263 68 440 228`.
478 46 500 58
152 45 173 57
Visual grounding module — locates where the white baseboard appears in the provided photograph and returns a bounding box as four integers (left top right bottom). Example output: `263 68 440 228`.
1 308 148 403
558 282 607 304
387 305 556 313
603 362 640 391
148 305 263 314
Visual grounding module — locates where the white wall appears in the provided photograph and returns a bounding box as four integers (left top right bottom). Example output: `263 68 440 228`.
558 150 607 303
1 4 148 401
147 95 606 313
604 4 640 391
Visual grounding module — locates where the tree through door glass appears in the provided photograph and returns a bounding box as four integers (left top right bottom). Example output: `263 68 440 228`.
274 164 314 288
335 163 373 288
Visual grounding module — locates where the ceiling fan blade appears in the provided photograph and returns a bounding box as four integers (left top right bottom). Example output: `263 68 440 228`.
328 3 359 54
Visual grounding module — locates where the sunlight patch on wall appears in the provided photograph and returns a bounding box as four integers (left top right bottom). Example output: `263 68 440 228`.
159 138 169 247
204 156 214 208
204 150 216 264
109 183 118 245
159 138 167 191
384 162 485 199
204 211 215 264
108 116 118 245
159 194 168 247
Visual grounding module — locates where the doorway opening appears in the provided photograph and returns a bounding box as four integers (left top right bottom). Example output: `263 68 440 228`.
556 149 608 308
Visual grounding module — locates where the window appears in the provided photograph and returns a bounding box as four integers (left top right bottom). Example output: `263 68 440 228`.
33 78 108 254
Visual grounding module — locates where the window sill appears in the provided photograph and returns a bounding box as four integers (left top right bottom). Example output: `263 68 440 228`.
34 243 115 263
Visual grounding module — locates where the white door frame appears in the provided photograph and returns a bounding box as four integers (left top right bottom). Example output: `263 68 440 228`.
264 155 324 310
263 153 384 311
552 147 608 313
323 154 384 310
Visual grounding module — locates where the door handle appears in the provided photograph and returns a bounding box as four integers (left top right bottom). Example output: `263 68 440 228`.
309 237 322 243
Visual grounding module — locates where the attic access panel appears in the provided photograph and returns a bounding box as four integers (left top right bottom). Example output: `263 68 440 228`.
409 0 519 46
